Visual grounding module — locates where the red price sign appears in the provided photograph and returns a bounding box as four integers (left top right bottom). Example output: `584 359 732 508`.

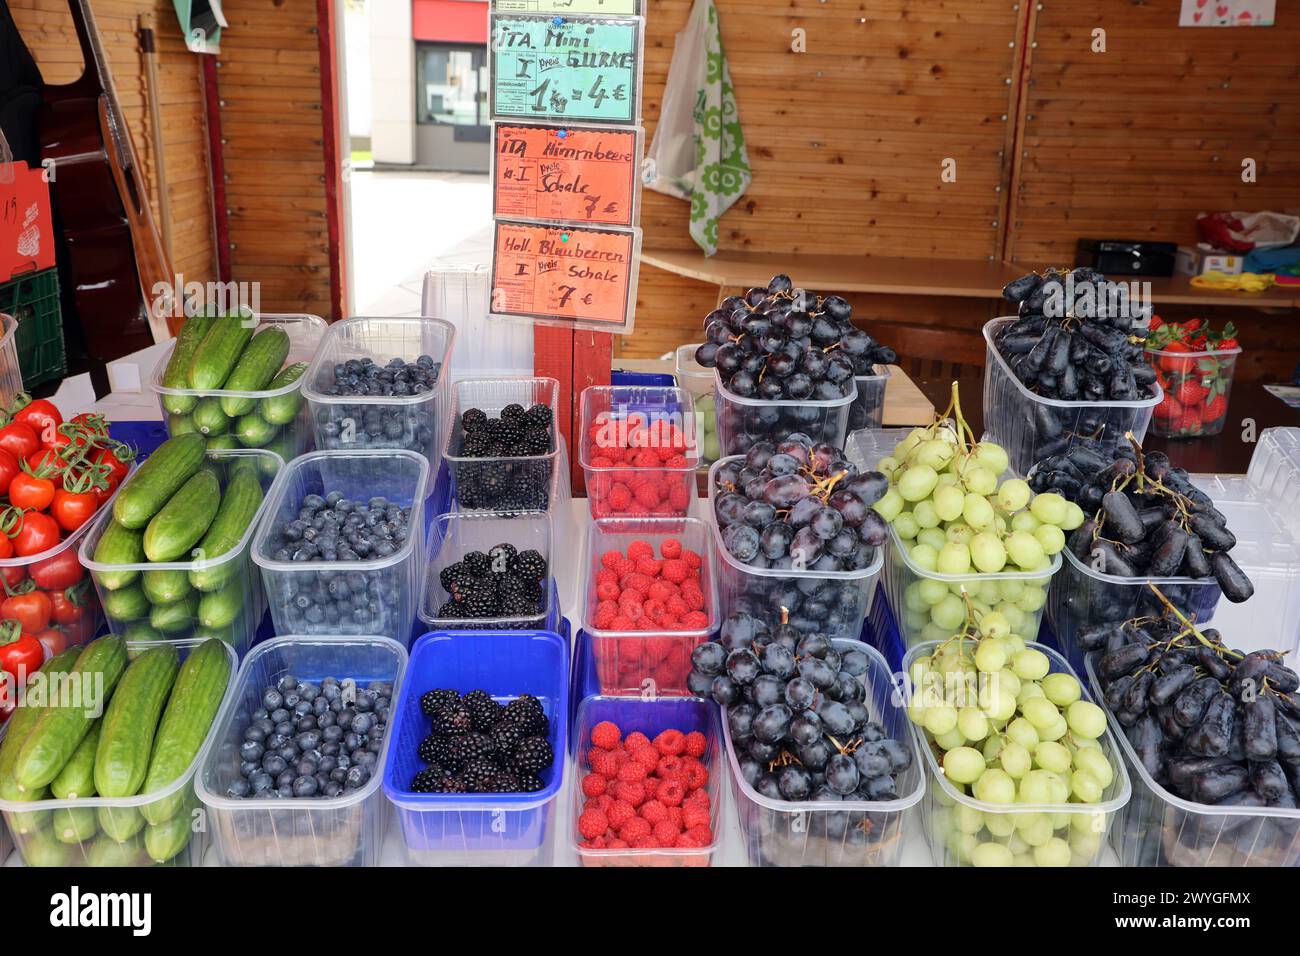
493 124 638 227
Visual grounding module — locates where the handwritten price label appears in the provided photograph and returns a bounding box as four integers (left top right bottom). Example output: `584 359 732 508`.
492 0 640 14
490 15 640 124
493 124 637 227
491 221 635 327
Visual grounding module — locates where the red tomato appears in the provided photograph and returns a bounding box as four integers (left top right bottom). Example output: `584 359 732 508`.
48 586 87 626
0 422 39 460
13 512 60 556
1 589 52 633
71 413 110 440
13 399 63 446
9 472 54 511
0 628 45 682
0 448 18 497
34 627 66 658
90 445 133 486
50 488 98 532
90 476 119 508
30 546 84 591
26 447 68 473
0 533 22 590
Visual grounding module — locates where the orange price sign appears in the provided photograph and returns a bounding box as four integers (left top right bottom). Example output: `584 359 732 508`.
491 220 636 330
493 123 638 227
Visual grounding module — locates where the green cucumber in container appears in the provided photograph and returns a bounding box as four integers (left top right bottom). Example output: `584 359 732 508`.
160 313 216 415
97 805 145 843
206 434 241 451
142 568 193 605
142 470 221 562
234 411 277 447
192 397 230 436
122 622 165 643
113 433 207 529
258 361 309 425
144 805 196 864
149 594 199 634
91 520 146 590
260 431 298 473
187 315 256 390
0 648 82 805
197 578 244 630
188 465 264 592
168 413 198 437
21 829 73 867
103 583 150 622
88 833 146 867
93 644 180 799
220 326 291 417
51 805 98 845
50 721 101 799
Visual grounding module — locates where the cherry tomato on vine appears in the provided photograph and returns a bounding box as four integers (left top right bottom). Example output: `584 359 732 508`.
0 448 18 497
9 472 55 511
90 445 133 486
13 399 63 445
13 512 60 556
50 488 99 532
0 422 39 460
70 413 109 440
48 585 88 627
25 447 67 473
34 627 66 658
1 589 52 633
0 628 45 682
29 546 82 591
0 534 22 590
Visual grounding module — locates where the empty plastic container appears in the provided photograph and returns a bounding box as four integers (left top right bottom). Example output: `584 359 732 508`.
79 449 279 658
304 316 456 465
723 639 923 866
715 368 857 459
252 450 430 642
0 637 239 867
905 640 1130 867
708 457 882 640
383 629 568 866
151 313 326 463
581 517 718 698
674 344 720 466
0 313 22 398
571 696 723 867
1146 345 1241 438
577 385 698 519
983 317 1162 477
849 367 891 433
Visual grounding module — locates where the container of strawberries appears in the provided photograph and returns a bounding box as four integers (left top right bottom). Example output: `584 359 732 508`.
0 397 135 722
1145 317 1241 439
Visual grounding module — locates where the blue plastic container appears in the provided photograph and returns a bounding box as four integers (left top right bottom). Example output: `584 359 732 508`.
382 629 569 866
865 581 907 673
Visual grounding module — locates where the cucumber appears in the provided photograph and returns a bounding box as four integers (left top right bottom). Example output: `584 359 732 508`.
142 567 193 605
144 804 197 864
0 649 82 803
260 432 298 473
113 434 207 529
258 362 309 425
142 470 221 562
197 579 244 630
233 411 277 448
160 314 216 415
220 327 291 417
94 644 180 798
21 829 73 867
14 636 128 792
50 720 101 799
88 833 146 867
192 397 230 436
168 413 198 437
97 805 145 843
190 624 235 644
149 593 199 634
188 466 264 592
122 622 165 643
103 583 150 622
205 434 240 451
52 805 98 845
188 315 256 389
91 520 146 590
6 805 51 835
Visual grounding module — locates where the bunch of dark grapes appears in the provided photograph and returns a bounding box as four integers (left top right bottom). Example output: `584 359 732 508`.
435 543 549 627
694 274 895 402
410 688 552 794
996 267 1158 402
1087 592 1300 865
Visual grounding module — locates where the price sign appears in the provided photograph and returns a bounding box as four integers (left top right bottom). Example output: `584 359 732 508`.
493 123 638 227
490 15 640 124
490 220 636 329
492 0 640 14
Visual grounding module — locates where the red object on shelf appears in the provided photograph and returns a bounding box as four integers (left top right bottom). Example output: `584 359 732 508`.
0 162 56 282
535 326 612 495
413 0 488 43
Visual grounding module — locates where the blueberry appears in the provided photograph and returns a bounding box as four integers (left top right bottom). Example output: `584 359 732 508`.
227 778 251 798
239 741 264 762
248 772 273 793
262 689 283 710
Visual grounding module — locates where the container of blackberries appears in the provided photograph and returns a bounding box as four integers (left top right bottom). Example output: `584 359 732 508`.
195 635 408 867
252 450 431 641
382 629 568 867
984 269 1163 476
578 385 699 519
421 511 556 632
707 440 887 641
580 517 719 698
1082 589 1300 867
443 377 560 512
697 621 923 867
303 315 456 464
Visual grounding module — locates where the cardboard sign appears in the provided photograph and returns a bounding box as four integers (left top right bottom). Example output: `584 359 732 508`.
493 0 640 14
491 220 635 328
0 162 56 281
490 15 640 124
493 123 638 227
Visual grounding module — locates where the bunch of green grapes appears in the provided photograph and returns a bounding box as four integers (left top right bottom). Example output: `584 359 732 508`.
906 614 1116 867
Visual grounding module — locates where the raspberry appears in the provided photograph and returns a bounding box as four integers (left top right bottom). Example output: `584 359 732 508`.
631 746 660 771
646 581 675 603
681 589 706 612
594 605 618 630
626 540 655 562
581 773 608 798
635 557 664 578
608 838 629 850
579 809 608 840
619 816 652 843
668 484 690 510
596 581 621 602
589 749 620 778
682 803 711 830
643 599 667 623
686 761 709 790
657 779 686 808
639 799 668 825
665 454 690 469
683 787 710 809
684 731 707 758
662 559 689 584
634 483 661 508
652 819 680 847
659 539 681 559
610 616 636 631
654 729 686 756
625 732 651 751
683 550 702 568
632 450 660 470
666 806 684 830
665 595 689 617
608 484 633 511
657 755 685 779
600 550 627 571
617 597 644 621
642 775 661 800
591 721 622 750
596 568 619 588
621 572 654 594
607 799 635 829
617 760 647 783
675 831 702 849
682 611 710 630
687 825 713 845
638 617 660 632
590 456 615 468
613 780 645 807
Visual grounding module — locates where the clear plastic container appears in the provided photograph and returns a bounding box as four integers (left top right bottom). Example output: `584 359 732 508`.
443 377 560 511
571 695 722 867
0 313 22 397
904 639 1130 867
848 367 891 433
1245 427 1300 516
581 517 718 698
982 317 1162 477
723 639 923 866
714 368 857 459
303 316 456 464
382 629 567 866
252 450 431 642
674 344 720 466
420 510 554 631
79 449 280 658
1146 346 1241 439
150 313 326 462
884 524 1060 648
1083 652 1300 866
708 457 883 640
195 635 407 866
577 385 698 519
0 637 239 867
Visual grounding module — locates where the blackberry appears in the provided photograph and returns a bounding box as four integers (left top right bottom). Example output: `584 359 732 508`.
523 426 551 455
462 690 504 730
464 591 500 618
489 719 527 754
437 600 464 619
501 403 526 423
511 550 547 582
461 408 489 433
485 770 521 793
511 736 555 774
451 731 497 766
417 733 443 763
461 758 500 793
430 706 474 737
420 688 460 717
431 775 468 794
488 543 518 568
424 734 459 771
503 694 548 735
464 551 492 576
525 403 552 428
411 766 449 792
501 595 543 618
518 775 545 793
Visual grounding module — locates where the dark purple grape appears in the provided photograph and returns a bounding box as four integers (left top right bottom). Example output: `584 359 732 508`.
694 342 719 367
725 649 761 685
763 474 811 508
791 526 823 566
810 506 844 540
856 510 888 547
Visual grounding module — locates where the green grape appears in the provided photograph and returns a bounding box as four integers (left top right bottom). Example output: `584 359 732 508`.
1039 715 1069 742
974 441 1009 475
1060 501 1086 531
1018 769 1055 804
973 640 1006 673
936 472 961 488
894 511 920 540
977 610 1010 640
915 439 956 471
924 704 959 736
996 668 1021 700
897 464 939 502
1029 492 1069 526
1015 584 1047 613
1023 698 1059 730
969 532 1007 573
1071 769 1103 804
918 578 949 605
904 581 930 613
878 455 899 477
973 769 1016 804
995 477 1032 513
1005 531 1045 569
1016 681 1045 706
907 694 928 726
998 578 1026 601
945 522 975 547
1017 814 1055 848
1069 828 1102 861
1074 747 1114 789
983 734 1005 763
1012 648 1051 681
1006 829 1031 855
876 488 905 521
954 804 985 835
1002 633 1026 656
921 621 954 643
943 747 986 784
936 727 967 751
933 484 965 522
914 499 941 529
958 707 989 742
995 603 1026 634
985 687 1017 722
1067 700 1107 739
931 594 967 631
999 741 1032 779
1042 672 1082 706
937 542 972 575
1034 740 1072 774
917 527 947 551
905 610 930 633
962 493 995 531
971 842 1015 867
1009 511 1040 534
947 831 979 864
984 812 1016 838
962 466 998 497
910 543 939 571
1034 837 1072 867
1034 523 1066 556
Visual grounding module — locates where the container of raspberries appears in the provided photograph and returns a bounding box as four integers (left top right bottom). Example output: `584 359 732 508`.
252 450 431 642
303 315 456 464
580 518 718 697
572 697 723 867
577 385 698 519
196 635 408 867
421 511 557 631
1144 318 1241 439
443 376 560 511
382 629 568 866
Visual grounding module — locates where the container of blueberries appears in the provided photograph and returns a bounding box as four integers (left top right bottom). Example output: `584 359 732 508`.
252 450 431 642
196 635 407 866
421 511 556 632
714 368 857 459
303 315 456 465
443 377 561 512
382 629 568 866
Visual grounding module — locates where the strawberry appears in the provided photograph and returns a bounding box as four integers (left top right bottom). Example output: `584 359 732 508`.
1149 315 1165 329
1177 409 1204 436
1217 337 1239 351
1175 378 1207 406
1155 395 1183 421
1182 318 1204 333
1203 392 1227 423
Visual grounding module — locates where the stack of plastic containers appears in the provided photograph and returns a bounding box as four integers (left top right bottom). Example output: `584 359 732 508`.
197 635 407 866
714 369 857 458
0 313 22 396
849 367 891 433
674 344 720 466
